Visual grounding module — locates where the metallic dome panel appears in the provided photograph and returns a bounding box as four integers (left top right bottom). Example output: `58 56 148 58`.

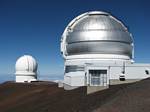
62 11 133 59
67 41 132 56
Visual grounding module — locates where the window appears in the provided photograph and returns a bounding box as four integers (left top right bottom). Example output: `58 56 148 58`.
65 66 84 73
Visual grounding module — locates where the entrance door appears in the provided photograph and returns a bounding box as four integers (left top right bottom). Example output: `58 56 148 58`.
89 70 107 86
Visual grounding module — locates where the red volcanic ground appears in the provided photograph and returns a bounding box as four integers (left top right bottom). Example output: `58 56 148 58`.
0 79 150 112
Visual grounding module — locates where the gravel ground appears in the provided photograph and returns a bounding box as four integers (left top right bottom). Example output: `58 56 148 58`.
0 79 150 112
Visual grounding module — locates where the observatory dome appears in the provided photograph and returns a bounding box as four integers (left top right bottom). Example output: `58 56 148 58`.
15 55 38 75
61 11 134 60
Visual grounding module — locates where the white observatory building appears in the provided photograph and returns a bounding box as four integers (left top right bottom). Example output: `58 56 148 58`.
60 11 150 92
15 55 38 83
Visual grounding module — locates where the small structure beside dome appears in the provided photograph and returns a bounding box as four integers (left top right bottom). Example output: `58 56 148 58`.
15 55 38 83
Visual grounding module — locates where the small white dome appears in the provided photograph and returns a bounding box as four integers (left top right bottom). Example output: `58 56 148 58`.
15 55 38 75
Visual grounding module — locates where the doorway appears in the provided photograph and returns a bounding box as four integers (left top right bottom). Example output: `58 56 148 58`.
89 70 107 86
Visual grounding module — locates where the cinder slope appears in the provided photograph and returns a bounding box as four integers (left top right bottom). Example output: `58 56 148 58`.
93 79 150 112
0 79 150 112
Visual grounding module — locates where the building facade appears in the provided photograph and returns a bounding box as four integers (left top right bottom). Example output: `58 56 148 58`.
60 11 150 92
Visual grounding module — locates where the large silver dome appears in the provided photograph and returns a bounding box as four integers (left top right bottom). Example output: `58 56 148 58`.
61 11 133 59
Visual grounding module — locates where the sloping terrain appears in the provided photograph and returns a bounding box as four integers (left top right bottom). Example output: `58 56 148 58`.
0 79 150 112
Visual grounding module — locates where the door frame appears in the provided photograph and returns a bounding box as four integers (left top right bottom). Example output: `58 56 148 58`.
86 66 109 86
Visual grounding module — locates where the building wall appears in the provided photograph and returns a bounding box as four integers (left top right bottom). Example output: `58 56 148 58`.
125 66 150 79
64 71 85 86
16 75 37 82
110 64 150 79
63 59 150 88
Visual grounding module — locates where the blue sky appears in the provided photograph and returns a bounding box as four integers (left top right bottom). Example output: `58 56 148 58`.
0 0 150 77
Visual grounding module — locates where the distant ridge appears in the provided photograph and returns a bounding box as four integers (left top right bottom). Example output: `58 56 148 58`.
0 74 63 83
0 74 14 83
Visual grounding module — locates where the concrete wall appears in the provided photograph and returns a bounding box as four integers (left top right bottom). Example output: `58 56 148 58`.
110 64 150 80
16 75 37 82
64 72 85 86
63 59 150 88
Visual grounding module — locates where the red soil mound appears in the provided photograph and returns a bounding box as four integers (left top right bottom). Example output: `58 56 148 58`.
0 79 150 112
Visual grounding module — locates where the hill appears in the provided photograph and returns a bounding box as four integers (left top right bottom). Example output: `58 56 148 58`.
0 79 150 112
